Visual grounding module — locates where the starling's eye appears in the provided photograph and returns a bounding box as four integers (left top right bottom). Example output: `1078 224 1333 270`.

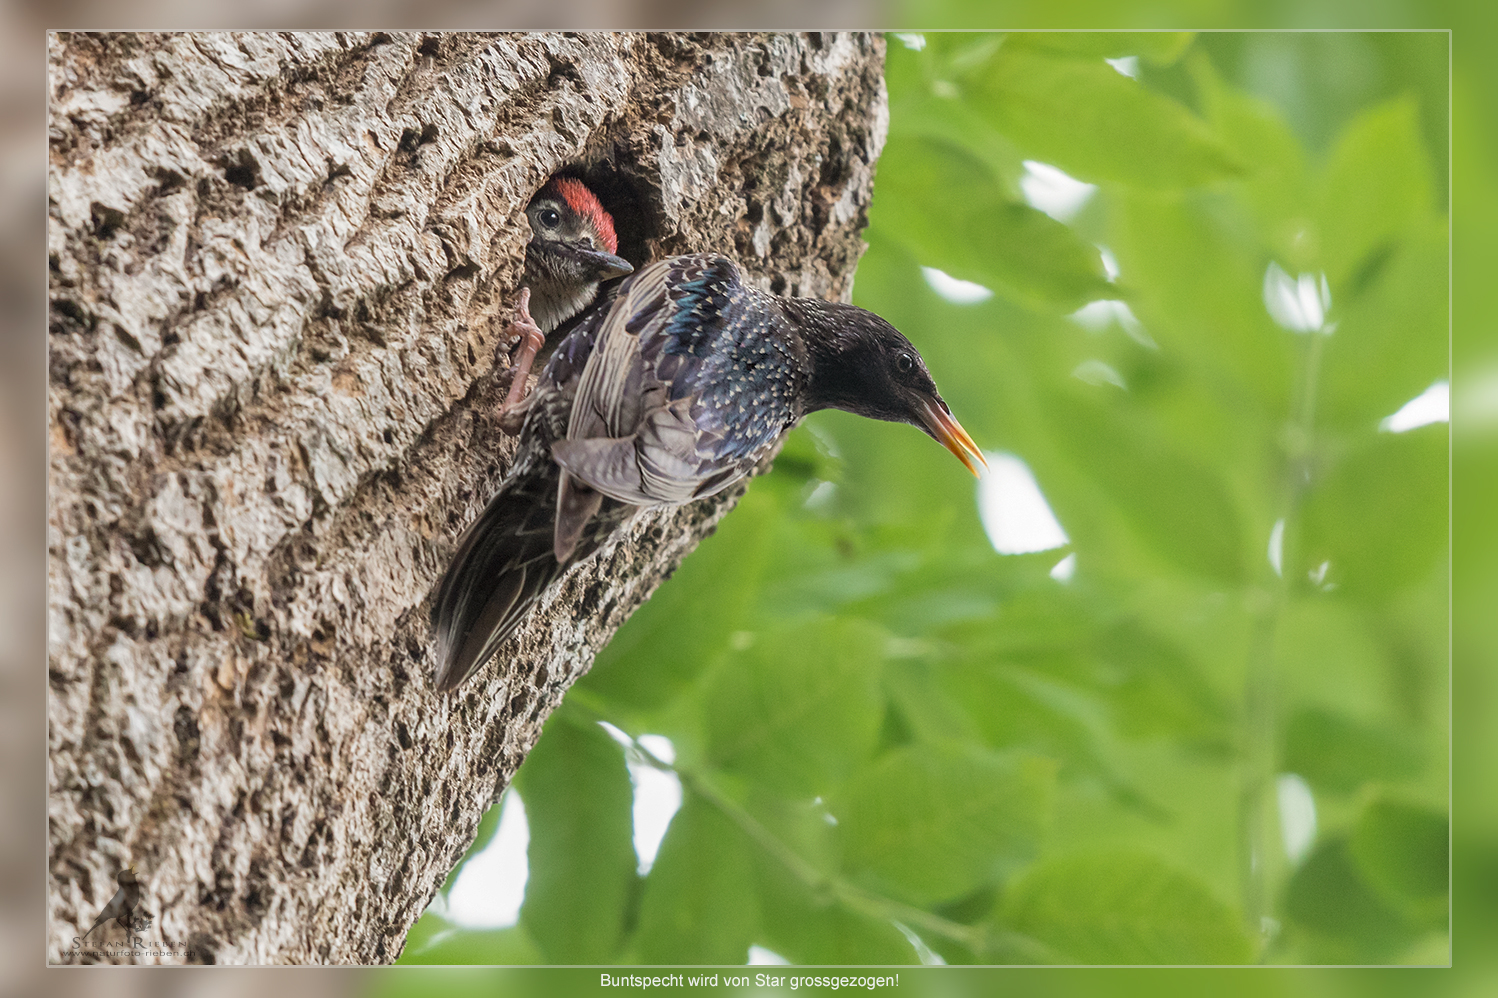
538 208 561 228
895 352 914 374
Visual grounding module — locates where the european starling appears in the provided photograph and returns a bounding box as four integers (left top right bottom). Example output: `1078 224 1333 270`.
498 177 633 413
432 253 985 691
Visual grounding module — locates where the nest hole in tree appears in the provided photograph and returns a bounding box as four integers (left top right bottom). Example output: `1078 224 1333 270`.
545 153 660 272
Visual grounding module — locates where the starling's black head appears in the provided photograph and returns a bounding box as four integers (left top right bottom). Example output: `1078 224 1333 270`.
792 299 986 476
523 177 634 331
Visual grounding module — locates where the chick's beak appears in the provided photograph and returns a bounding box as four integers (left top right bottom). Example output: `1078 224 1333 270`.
572 246 634 280
919 399 987 477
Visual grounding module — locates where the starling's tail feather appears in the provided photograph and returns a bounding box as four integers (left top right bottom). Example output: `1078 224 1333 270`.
432 466 565 692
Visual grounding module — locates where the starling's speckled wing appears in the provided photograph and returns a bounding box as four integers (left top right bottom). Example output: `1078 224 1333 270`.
551 254 802 508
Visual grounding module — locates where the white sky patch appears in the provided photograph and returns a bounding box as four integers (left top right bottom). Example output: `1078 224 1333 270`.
445 789 529 929
804 479 837 511
638 733 676 765
1066 299 1126 329
633 735 682 874
1263 261 1335 334
1073 359 1127 389
922 266 994 304
978 452 1069 555
806 420 843 459
1020 160 1097 223
1070 299 1154 348
1277 773 1318 865
596 723 684 873
749 945 791 965
1380 380 1449 433
1268 518 1285 577
894 33 926 51
1098 245 1121 282
1069 246 1157 347
1106 55 1141 78
1050 552 1077 582
1070 300 1120 332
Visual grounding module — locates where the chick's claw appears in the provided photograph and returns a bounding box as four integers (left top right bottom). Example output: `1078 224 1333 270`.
496 391 531 436
499 287 545 426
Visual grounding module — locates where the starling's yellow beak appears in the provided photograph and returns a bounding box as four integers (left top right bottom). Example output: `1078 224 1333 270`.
921 400 987 478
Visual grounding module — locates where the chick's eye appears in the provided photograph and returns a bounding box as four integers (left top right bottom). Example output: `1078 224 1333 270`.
538 208 561 228
895 352 914 374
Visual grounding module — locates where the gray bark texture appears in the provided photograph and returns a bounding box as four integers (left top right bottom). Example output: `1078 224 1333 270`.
47 30 888 965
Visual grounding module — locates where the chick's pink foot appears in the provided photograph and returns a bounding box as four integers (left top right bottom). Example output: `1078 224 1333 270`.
498 287 544 434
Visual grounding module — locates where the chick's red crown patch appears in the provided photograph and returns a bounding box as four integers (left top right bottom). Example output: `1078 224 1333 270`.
546 177 619 255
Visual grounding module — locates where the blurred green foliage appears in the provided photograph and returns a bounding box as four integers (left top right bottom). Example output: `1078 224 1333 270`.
399 32 1448 968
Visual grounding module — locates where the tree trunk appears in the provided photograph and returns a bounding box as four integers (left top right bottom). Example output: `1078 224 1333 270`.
47 30 887 965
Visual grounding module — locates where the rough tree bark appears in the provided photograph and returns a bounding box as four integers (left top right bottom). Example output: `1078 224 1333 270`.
47 31 887 964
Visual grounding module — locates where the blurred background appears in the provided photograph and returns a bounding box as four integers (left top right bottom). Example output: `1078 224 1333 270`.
16 2 1492 997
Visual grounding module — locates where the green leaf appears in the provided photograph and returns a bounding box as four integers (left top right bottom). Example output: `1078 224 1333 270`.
837 744 1055 905
966 46 1243 189
1045 388 1246 583
1319 218 1449 431
946 661 1156 812
870 136 1112 310
754 846 920 965
394 921 542 965
883 657 985 747
1007 31 1196 66
737 788 919 962
634 794 760 964
1282 706 1424 795
703 617 886 797
581 484 778 712
767 904 918 965
1108 188 1295 413
1188 51 1309 262
514 715 636 963
1001 850 1253 964
1097 623 1230 746
886 93 1029 197
1284 838 1414 961
885 40 1027 193
1349 796 1449 924
1299 428 1448 599
1314 97 1435 286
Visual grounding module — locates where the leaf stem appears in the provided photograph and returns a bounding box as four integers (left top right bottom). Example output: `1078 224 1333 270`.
1240 328 1328 954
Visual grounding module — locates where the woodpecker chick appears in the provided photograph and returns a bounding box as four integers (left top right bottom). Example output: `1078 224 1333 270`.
500 177 633 413
433 253 985 692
